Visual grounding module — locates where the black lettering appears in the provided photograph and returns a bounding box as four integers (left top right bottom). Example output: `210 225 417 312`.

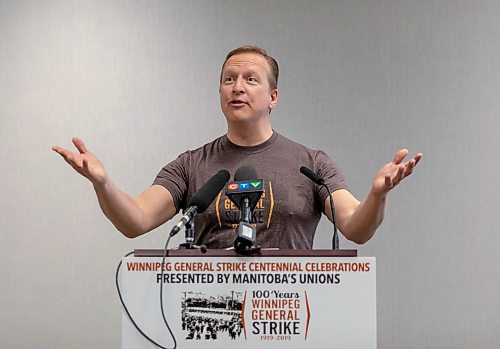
252 322 261 335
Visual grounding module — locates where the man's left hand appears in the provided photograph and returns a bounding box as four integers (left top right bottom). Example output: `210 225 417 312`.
371 149 423 197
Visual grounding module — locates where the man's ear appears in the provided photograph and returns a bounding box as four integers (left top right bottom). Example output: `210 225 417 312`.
268 89 279 111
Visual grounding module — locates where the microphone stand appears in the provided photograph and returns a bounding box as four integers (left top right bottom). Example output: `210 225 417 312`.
177 219 208 253
179 220 195 249
241 197 252 223
234 198 261 254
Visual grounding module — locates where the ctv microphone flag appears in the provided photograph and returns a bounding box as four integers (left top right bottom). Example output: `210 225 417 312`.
225 179 264 211
227 165 264 254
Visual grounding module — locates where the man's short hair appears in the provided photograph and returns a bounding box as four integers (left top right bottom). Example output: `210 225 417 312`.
220 45 279 90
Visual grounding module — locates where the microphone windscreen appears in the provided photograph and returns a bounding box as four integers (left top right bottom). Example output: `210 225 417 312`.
300 166 325 185
234 165 258 181
189 169 230 213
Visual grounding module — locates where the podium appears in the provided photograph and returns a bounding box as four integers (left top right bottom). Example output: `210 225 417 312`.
119 249 376 348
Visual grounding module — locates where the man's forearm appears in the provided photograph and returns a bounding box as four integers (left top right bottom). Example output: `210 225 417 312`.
93 180 146 238
342 191 387 244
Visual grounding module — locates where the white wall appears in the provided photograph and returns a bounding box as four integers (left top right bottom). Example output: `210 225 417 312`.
1 0 499 348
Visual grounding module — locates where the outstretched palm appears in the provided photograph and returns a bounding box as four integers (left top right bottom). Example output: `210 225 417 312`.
52 137 107 185
371 149 423 196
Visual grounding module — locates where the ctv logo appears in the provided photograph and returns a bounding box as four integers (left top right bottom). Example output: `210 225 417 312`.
227 181 263 191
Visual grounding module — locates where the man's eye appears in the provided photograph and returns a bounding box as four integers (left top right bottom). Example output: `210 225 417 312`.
224 77 234 83
247 77 258 83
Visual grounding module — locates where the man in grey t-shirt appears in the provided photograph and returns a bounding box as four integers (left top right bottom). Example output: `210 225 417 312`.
53 45 422 248
152 131 346 249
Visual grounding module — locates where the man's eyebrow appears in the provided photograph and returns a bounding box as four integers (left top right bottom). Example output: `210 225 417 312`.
223 68 261 75
244 69 260 75
221 69 236 75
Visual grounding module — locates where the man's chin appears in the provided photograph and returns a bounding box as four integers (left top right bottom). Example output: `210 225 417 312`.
222 108 269 124
224 110 252 122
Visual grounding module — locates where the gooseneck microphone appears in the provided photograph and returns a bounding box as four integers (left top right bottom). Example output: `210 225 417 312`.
300 166 339 249
170 169 230 237
300 166 325 185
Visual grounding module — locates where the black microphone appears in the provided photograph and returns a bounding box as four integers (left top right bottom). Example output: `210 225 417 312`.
226 165 263 253
170 169 230 237
226 165 264 213
234 165 260 219
235 165 257 181
300 166 339 249
300 166 325 185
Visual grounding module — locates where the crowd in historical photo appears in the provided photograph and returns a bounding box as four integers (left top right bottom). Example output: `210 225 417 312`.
181 292 243 340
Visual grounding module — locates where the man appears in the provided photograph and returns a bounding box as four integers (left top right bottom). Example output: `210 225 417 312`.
52 46 422 249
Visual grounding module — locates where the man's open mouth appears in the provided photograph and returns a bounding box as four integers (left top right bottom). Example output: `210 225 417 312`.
230 100 247 106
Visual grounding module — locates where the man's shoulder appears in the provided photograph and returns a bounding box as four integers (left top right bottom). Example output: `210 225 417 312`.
274 132 320 153
179 134 226 156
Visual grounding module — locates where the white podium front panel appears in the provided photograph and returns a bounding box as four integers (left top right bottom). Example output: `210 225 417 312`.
120 255 376 349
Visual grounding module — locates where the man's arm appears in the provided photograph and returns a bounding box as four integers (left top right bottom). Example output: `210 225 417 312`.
325 149 422 244
52 137 176 238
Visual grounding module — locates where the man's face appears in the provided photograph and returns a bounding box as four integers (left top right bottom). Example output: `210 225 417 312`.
219 53 278 124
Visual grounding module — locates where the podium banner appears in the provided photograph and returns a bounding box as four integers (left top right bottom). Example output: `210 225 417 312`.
120 254 376 348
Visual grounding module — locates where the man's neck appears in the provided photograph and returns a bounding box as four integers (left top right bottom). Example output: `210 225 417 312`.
226 120 273 146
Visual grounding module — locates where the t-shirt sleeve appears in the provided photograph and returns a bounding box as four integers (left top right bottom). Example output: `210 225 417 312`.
314 150 348 210
152 152 190 213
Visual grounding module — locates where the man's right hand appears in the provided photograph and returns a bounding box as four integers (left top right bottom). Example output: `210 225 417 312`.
52 137 177 238
52 137 107 186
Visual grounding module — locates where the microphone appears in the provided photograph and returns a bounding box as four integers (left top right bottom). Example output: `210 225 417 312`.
300 166 339 249
226 165 264 212
170 169 230 237
300 166 324 185
226 165 263 253
235 165 257 180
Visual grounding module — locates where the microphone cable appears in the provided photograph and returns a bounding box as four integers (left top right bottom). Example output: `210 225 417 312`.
159 234 177 348
323 184 339 249
115 233 177 349
299 166 339 249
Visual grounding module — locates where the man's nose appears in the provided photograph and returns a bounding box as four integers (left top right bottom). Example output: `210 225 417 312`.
232 77 245 94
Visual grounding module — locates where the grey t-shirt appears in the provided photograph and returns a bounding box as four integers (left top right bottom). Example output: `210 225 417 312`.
153 131 347 249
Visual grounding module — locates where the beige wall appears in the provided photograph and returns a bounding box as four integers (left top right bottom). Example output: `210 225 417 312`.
1 0 499 348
